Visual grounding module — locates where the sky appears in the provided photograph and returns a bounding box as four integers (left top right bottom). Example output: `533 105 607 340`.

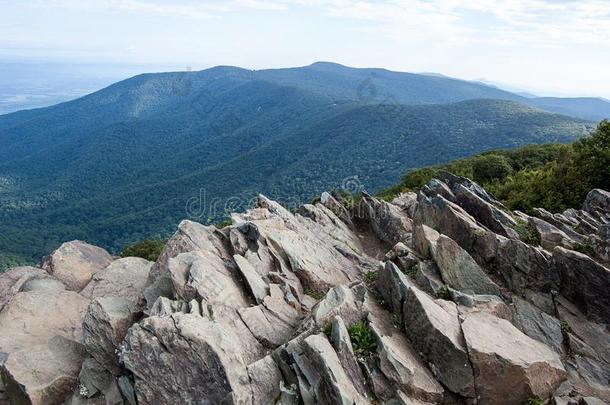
1 0 610 98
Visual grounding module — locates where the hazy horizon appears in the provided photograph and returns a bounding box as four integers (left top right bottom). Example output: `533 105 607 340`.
1 0 610 101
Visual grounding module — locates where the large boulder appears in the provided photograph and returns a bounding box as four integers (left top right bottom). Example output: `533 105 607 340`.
462 311 567 404
41 241 113 291
432 234 500 295
582 189 610 217
80 257 152 304
553 247 610 324
402 285 475 398
357 194 413 247
511 297 564 354
121 313 252 404
0 289 89 405
83 297 140 375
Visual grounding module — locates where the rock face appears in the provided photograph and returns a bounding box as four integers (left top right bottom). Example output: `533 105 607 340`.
41 241 114 291
462 312 567 404
1 177 609 404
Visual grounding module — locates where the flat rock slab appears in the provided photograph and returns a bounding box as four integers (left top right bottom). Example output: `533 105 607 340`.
462 311 567 404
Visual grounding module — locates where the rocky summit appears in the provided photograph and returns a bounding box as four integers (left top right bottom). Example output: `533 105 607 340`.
0 173 609 405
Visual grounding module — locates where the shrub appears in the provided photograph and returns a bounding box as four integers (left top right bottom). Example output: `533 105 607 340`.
215 217 233 229
121 239 165 262
513 219 541 246
436 285 451 301
364 271 378 285
524 398 543 405
471 154 513 183
348 321 377 356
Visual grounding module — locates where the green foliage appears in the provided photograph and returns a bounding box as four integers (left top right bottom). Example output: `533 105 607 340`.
512 219 541 246
560 320 573 334
304 288 325 301
323 322 332 338
377 120 609 215
471 154 513 183
121 239 165 262
524 398 543 405
364 271 379 285
348 321 377 357
391 314 401 329
574 241 596 257
404 264 420 279
436 285 452 301
0 64 593 263
215 217 233 229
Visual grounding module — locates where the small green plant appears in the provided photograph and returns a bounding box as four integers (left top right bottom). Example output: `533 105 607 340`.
309 195 321 205
304 288 325 301
524 397 543 405
323 322 332 338
436 285 451 301
348 321 377 357
513 219 541 246
574 242 596 257
404 264 419 278
121 239 165 262
391 314 401 329
215 217 233 229
364 271 378 285
560 320 573 334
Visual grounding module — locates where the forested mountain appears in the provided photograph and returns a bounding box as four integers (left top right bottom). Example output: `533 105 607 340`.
0 63 596 268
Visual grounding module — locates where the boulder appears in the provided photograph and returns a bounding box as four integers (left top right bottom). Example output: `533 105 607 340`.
80 257 152 304
358 193 413 247
1 336 86 405
300 333 369 404
462 311 567 404
168 251 250 309
433 234 500 295
247 355 283 405
83 297 140 375
75 356 123 404
582 189 610 216
233 254 269 303
0 267 64 312
41 241 113 291
553 247 610 324
329 316 371 399
121 313 252 404
511 296 564 354
366 297 444 403
238 284 301 348
143 220 230 307
402 285 475 398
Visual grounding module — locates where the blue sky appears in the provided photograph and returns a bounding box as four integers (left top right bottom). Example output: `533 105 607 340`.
1 0 610 98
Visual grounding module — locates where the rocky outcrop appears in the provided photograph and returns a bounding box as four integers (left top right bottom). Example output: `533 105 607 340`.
41 241 114 291
1 176 609 404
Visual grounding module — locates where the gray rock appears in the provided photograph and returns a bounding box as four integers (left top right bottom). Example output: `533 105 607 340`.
248 355 283 405
402 285 475 398
358 193 413 246
329 316 371 399
376 261 413 321
366 297 444 403
41 241 113 291
233 254 269 303
553 247 610 324
582 189 610 216
121 313 252 404
462 311 567 404
81 257 152 304
83 297 140 375
300 334 369 404
511 296 564 353
433 234 500 295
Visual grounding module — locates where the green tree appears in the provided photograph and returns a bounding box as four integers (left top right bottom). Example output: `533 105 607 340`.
121 239 165 262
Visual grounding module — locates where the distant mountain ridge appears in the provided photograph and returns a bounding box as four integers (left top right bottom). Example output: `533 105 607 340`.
0 62 597 267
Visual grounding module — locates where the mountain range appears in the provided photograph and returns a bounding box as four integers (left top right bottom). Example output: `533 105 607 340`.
0 62 602 267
